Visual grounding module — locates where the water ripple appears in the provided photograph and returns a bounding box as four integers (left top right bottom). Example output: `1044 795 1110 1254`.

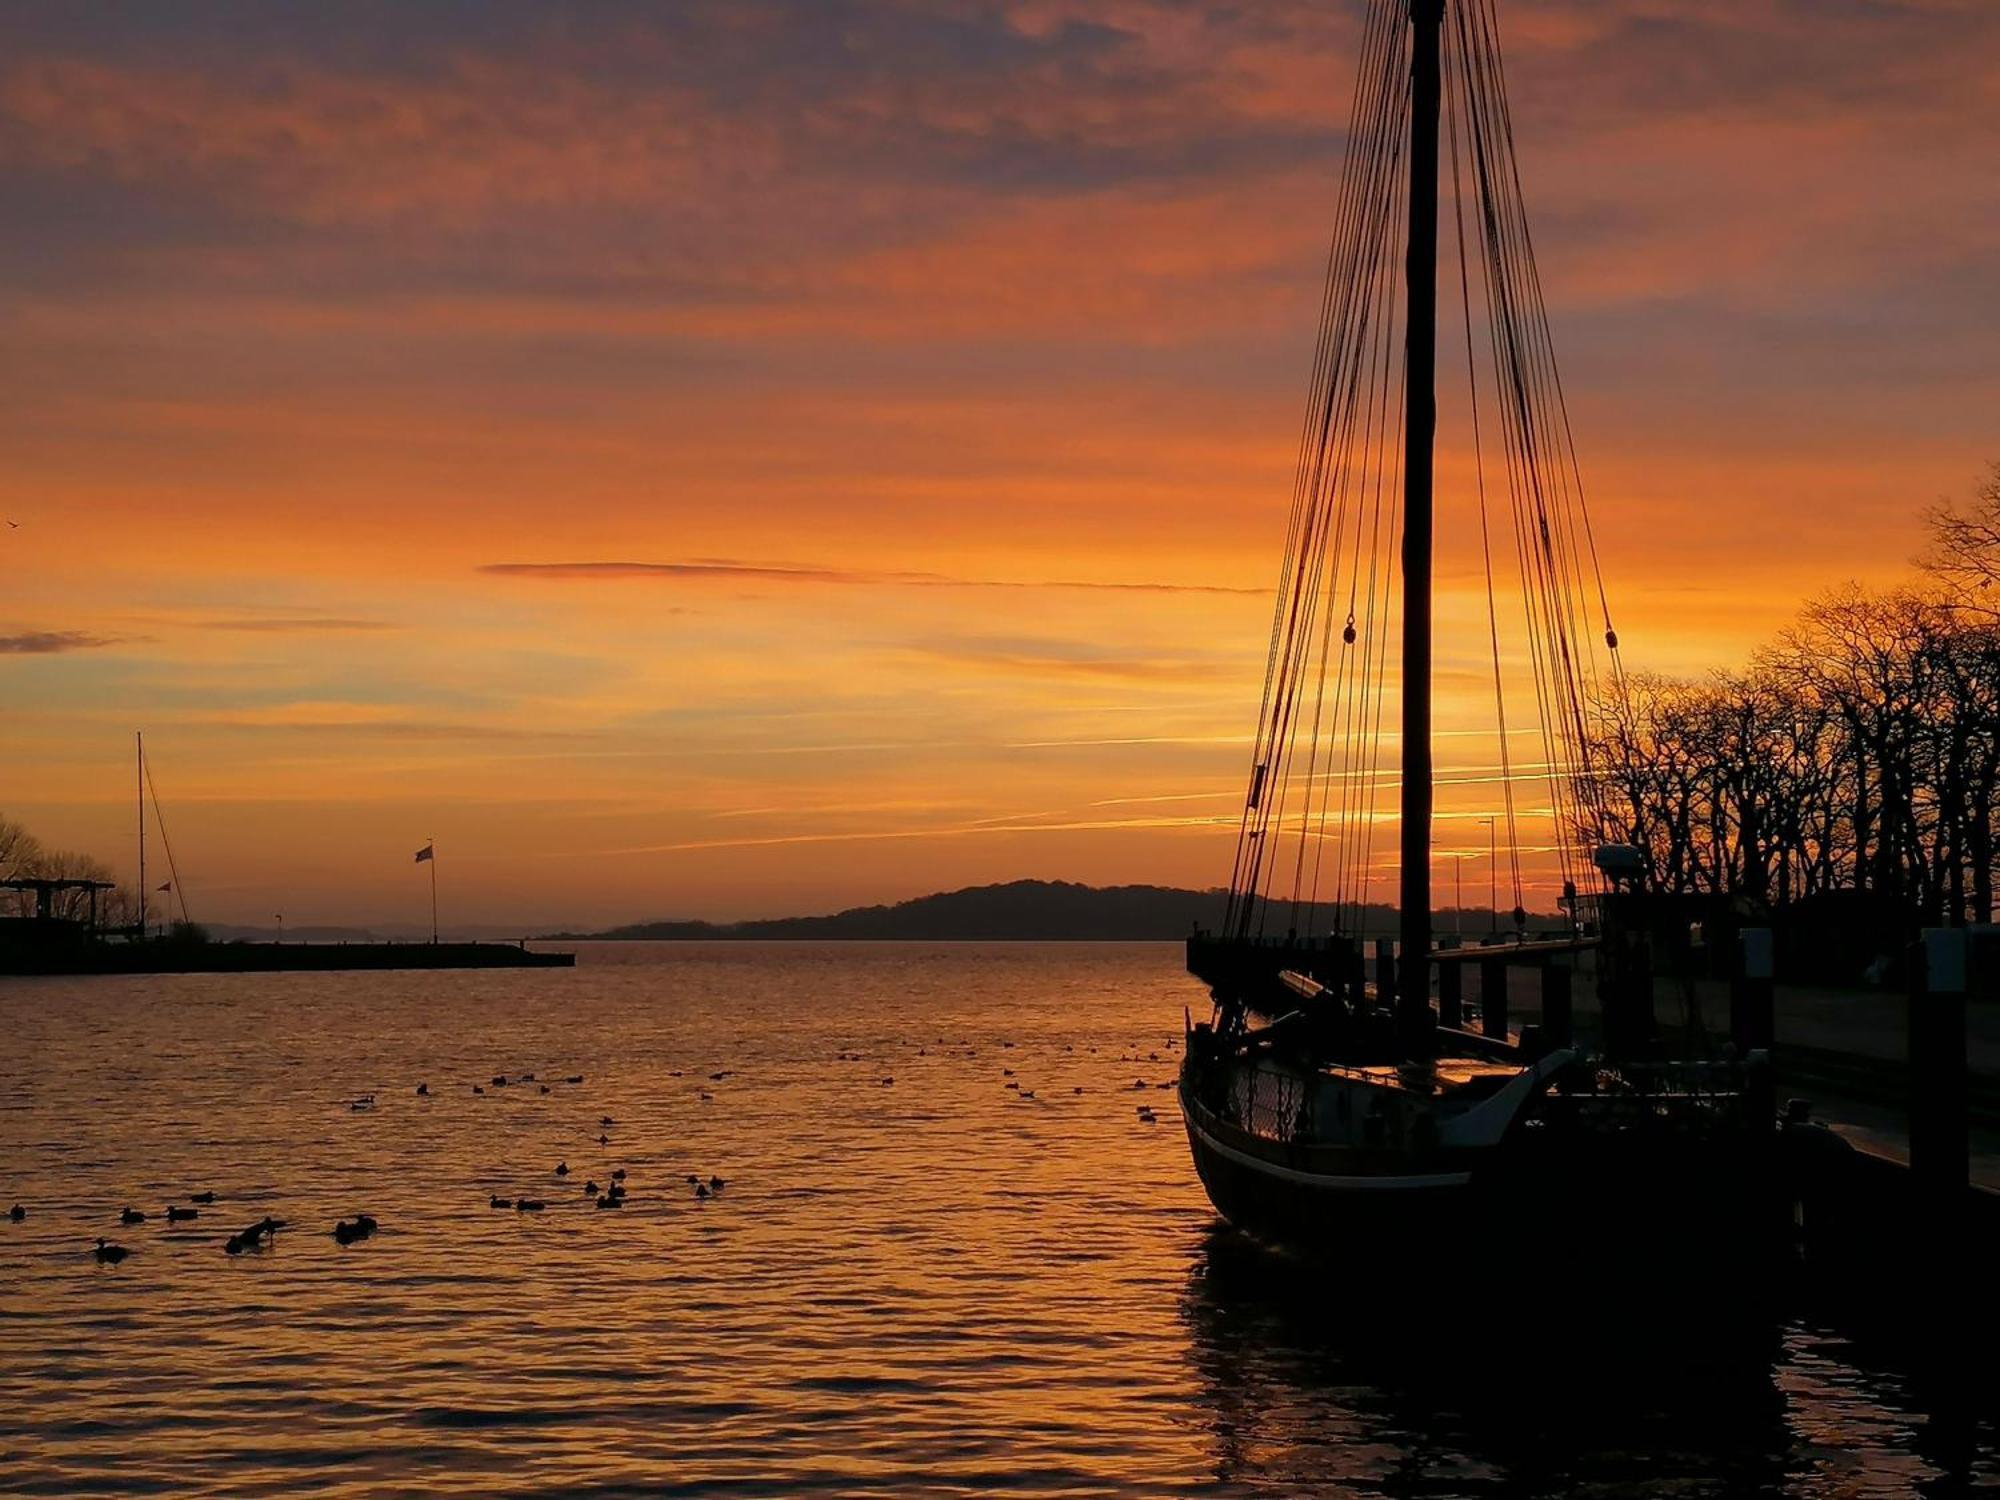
2 942 1994 1495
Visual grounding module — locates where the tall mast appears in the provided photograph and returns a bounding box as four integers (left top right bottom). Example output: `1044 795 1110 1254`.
136 731 147 940
1398 0 1444 1042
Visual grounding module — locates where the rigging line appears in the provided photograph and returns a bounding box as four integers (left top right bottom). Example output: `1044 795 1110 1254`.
1242 9 1405 930
141 752 190 926
1468 0 1583 908
1468 0 1602 884
1357 366 1405 936
1263 23 1407 932
1231 4 1391 862
1474 0 1618 666
1350 131 1407 938
1329 85 1407 933
1446 3 1525 921
1322 71 1408 928
1464 15 1543 912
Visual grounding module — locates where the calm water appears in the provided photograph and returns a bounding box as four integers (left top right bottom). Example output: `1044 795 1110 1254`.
0 942 1992 1497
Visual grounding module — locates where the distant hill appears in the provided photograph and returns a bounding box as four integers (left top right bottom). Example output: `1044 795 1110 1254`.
539 879 1509 942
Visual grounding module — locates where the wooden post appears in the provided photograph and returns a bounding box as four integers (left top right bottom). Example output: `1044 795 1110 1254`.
1910 928 1969 1201
1480 957 1508 1040
1438 959 1463 1030
1540 961 1572 1048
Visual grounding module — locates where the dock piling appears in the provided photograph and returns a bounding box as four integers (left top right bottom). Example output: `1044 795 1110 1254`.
1438 958 1463 1030
1539 961 1571 1049
1374 937 1397 1011
1910 928 1970 1204
1479 958 1507 1040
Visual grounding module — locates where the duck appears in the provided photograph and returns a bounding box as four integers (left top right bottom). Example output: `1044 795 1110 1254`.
707 1175 724 1192
520 1072 536 1082
554 1161 570 1177
490 1195 513 1209
472 1085 485 1096
694 1183 710 1200
600 1116 616 1127
416 1082 429 1096
223 1230 259 1255
515 1198 545 1213
594 1194 621 1209
608 1182 626 1200
332 1216 377 1246
190 1191 216 1204
539 1085 550 1094
224 1215 286 1254
492 1075 508 1087
611 1168 627 1182
119 1206 146 1225
165 1205 198 1222
584 1180 601 1196
596 1133 609 1145
698 1090 713 1101
880 1077 894 1087
1002 1068 1015 1077
566 1075 584 1084
93 1238 130 1264
7 1204 23 1221
1019 1089 1036 1100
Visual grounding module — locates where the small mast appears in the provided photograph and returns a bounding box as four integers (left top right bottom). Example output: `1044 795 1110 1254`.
136 731 147 940
1397 0 1444 1043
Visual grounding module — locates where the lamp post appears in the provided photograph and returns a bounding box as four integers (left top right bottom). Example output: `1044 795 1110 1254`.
1432 839 1467 938
1477 817 1497 936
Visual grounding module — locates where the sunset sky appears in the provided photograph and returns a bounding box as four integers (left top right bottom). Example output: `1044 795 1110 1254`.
2 0 1995 930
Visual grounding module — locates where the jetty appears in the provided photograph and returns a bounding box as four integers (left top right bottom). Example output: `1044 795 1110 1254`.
0 879 572 975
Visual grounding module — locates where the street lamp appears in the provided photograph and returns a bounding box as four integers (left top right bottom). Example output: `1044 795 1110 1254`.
1432 839 1468 938
1477 817 1497 936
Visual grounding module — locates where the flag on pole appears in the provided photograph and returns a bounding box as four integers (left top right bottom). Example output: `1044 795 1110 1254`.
156 882 172 893
414 843 434 864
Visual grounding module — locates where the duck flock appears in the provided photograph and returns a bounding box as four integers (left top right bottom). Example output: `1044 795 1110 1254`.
11 1033 1185 1270
13 1065 735 1269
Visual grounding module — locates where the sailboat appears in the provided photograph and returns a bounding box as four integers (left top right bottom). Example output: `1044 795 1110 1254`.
1180 0 1783 1274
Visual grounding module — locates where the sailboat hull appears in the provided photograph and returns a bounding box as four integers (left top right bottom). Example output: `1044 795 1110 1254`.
1179 1067 1792 1293
1179 1080 1475 1261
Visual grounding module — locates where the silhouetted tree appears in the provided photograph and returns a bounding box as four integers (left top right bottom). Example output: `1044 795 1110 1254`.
1586 466 2000 932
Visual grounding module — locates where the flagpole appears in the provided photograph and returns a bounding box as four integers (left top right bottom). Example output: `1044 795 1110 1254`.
429 839 438 945
136 731 146 941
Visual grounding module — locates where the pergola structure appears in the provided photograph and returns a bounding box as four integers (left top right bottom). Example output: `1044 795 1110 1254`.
1 877 117 934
